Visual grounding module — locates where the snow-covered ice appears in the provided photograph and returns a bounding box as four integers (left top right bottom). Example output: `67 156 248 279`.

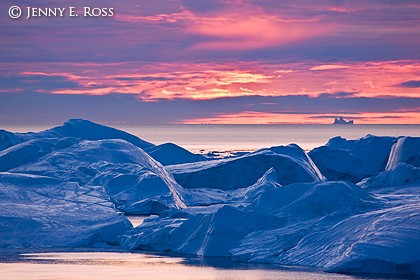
1 119 419 276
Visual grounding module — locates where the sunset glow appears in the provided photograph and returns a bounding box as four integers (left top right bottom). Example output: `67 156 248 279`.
1 1 419 124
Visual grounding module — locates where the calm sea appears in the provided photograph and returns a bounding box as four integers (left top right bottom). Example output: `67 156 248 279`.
2 124 419 152
0 251 404 280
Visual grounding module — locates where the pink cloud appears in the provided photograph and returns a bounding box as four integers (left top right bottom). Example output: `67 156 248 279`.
115 3 330 51
187 14 331 50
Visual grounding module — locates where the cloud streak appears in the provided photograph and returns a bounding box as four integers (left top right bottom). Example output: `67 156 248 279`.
3 60 419 101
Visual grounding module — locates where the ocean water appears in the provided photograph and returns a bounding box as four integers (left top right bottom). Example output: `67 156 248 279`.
2 124 419 152
0 251 405 280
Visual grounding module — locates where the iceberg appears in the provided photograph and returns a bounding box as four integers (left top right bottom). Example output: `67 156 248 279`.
5 138 185 214
168 144 324 191
1 119 208 167
0 172 132 248
2 120 419 276
34 119 155 150
309 135 397 182
333 117 354 124
386 136 420 170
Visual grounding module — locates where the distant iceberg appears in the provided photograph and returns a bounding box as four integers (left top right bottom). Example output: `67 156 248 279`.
1 119 419 277
333 117 354 124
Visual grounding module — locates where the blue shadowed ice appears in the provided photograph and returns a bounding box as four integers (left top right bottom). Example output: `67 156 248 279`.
0 119 419 276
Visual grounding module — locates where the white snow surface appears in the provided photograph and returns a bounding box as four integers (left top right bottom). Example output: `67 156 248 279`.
1 120 419 276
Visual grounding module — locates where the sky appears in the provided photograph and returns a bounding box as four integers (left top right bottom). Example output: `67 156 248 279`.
1 0 420 124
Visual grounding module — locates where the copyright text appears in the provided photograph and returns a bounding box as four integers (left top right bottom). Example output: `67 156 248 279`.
8 6 114 20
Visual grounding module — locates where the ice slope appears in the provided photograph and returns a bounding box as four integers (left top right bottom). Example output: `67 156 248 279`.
121 205 284 256
386 136 420 170
359 163 420 190
168 144 324 191
0 138 62 172
34 119 155 150
121 180 377 254
325 203 420 275
181 168 281 206
94 161 186 214
250 180 376 217
309 135 397 182
0 172 132 248
145 143 208 165
0 129 22 151
4 138 185 214
232 201 419 276
231 177 419 276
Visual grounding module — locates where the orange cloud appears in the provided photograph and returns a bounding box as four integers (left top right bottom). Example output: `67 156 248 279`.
47 68 273 99
310 64 351 71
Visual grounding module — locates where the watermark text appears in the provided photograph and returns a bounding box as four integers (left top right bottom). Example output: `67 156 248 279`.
8 6 114 20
